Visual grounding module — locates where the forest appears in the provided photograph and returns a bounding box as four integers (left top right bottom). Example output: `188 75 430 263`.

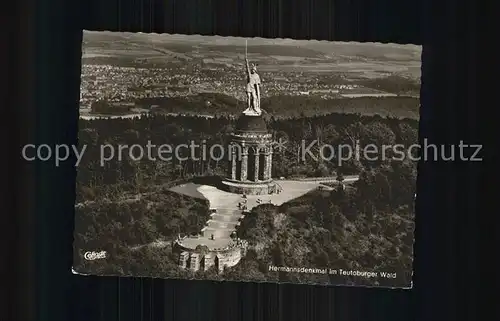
73 108 418 287
108 93 419 120
227 160 416 287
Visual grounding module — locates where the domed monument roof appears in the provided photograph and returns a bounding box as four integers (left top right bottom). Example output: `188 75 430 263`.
234 114 268 133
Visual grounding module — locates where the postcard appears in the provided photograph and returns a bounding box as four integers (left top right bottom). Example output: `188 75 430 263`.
73 30 420 288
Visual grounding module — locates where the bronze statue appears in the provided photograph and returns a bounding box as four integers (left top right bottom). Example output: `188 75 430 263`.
242 41 262 116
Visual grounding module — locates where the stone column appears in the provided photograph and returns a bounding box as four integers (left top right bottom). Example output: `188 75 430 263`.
262 149 270 181
179 251 189 268
204 254 214 271
190 253 200 271
267 151 273 179
254 149 260 182
231 149 237 180
241 147 248 181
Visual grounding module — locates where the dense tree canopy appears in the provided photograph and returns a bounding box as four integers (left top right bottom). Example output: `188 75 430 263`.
112 93 420 120
74 108 417 287
228 159 416 287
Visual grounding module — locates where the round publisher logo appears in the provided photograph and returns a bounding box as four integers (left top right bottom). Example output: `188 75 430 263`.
84 251 107 261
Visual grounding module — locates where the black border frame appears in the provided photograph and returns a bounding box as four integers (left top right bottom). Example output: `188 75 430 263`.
4 0 485 320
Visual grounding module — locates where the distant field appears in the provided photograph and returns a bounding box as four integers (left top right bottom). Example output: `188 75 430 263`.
80 31 421 120
82 56 141 67
82 31 421 79
301 42 422 62
81 56 183 68
83 31 421 58
354 75 421 94
202 44 326 58
150 43 200 53
270 55 307 61
341 93 397 98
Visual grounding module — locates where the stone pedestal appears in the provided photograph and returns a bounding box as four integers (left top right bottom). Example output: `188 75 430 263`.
254 152 260 182
189 253 200 271
179 251 189 268
262 150 273 180
241 151 248 181
231 151 237 180
222 114 277 195
204 254 214 271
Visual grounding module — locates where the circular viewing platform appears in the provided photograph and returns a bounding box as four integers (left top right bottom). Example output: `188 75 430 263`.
173 237 249 273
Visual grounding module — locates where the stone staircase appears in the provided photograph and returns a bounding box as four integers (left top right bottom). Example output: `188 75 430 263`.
202 227 235 239
210 213 242 223
201 207 244 239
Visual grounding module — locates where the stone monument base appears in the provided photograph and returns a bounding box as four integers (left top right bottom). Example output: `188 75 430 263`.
242 108 262 116
221 179 278 195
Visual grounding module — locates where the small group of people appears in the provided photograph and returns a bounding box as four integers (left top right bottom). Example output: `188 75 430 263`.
270 186 282 195
238 194 248 211
238 194 274 208
255 198 273 204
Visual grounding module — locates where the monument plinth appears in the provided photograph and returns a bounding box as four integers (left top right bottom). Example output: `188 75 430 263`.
221 114 277 195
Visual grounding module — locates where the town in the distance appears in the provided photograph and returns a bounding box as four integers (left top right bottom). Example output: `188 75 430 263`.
79 31 421 120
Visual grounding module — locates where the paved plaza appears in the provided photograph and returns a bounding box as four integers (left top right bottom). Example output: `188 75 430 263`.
170 177 358 250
